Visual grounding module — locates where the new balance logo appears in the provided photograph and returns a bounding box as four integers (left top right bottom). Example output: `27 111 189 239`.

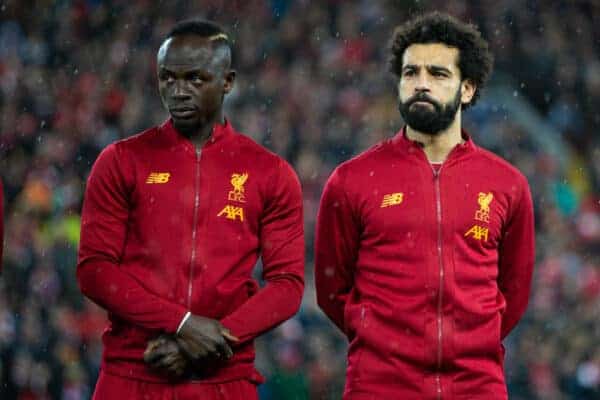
381 193 404 208
146 172 170 184
217 205 244 221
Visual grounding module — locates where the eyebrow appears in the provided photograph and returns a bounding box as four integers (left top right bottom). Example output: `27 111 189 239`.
429 65 452 74
402 64 453 74
158 67 210 77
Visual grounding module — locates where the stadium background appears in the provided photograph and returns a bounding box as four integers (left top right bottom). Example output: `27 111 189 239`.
1 0 599 399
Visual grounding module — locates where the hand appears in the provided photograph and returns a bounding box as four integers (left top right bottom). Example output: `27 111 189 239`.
176 314 239 363
144 334 188 378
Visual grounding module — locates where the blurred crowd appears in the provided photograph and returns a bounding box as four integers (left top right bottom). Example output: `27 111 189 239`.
1 0 599 399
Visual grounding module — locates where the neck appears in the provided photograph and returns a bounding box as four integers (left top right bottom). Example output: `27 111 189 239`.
178 110 225 149
405 112 463 163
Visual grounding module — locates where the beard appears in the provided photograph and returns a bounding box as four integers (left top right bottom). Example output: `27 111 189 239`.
398 87 462 135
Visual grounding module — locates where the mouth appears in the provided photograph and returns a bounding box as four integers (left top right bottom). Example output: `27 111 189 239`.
169 106 197 119
411 100 435 107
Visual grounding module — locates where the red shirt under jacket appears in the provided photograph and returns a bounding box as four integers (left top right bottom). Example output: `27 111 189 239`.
77 119 304 383
315 129 535 400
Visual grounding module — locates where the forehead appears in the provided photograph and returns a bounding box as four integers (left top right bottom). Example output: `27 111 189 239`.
402 43 460 71
157 35 218 68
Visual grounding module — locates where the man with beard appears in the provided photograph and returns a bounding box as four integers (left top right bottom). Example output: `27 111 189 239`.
77 19 304 399
315 12 534 399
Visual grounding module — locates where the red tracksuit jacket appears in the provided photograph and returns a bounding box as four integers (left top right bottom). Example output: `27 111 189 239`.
315 129 535 399
77 119 304 383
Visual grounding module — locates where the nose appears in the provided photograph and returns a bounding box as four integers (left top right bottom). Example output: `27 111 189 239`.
172 80 191 99
414 71 431 93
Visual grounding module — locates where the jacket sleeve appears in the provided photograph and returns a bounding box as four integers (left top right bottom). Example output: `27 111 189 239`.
498 176 535 339
220 159 304 343
314 167 359 334
77 144 187 333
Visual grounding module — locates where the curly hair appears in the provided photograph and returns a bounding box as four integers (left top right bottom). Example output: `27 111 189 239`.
389 12 493 109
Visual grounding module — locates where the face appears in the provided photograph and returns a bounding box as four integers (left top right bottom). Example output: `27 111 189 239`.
397 43 475 134
157 35 235 135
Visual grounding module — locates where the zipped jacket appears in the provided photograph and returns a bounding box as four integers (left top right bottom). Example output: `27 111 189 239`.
77 119 304 383
315 129 535 399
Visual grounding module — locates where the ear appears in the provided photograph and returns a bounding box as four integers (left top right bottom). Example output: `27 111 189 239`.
223 70 236 94
460 79 476 105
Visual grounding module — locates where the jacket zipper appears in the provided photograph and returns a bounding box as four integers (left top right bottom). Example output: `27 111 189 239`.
433 165 444 399
187 148 202 308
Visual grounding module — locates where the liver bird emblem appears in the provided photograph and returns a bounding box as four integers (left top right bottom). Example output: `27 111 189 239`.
231 173 248 193
477 192 493 212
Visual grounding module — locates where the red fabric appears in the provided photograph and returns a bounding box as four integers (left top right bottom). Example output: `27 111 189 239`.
315 128 535 399
77 119 304 383
92 371 258 400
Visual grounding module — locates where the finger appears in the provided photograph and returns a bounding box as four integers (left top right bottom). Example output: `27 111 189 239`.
215 339 234 360
154 346 185 370
143 347 154 363
168 359 187 377
144 336 169 359
203 341 219 358
176 337 208 361
149 348 174 368
221 329 240 343
149 336 168 349
174 338 195 359
150 356 168 370
145 341 159 354
146 343 174 364
144 348 164 364
155 352 177 370
197 336 219 356
144 340 162 356
163 354 187 374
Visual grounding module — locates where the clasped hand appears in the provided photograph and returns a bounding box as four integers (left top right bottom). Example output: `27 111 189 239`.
143 315 239 378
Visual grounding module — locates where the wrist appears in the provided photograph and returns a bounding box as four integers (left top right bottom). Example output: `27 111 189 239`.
176 311 191 334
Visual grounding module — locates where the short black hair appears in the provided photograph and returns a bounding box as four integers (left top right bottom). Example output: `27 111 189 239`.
166 18 231 49
389 12 493 109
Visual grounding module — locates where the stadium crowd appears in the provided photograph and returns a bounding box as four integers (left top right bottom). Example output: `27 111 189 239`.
1 1 599 399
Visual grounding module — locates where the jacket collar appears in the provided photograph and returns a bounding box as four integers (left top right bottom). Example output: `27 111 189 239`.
159 118 234 152
391 125 476 163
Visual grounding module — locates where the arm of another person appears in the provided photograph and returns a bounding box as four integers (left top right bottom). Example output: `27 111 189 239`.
77 144 187 333
220 159 305 344
498 177 535 339
314 168 360 334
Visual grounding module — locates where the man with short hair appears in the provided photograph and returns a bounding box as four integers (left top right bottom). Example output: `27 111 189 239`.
78 19 304 399
315 12 534 399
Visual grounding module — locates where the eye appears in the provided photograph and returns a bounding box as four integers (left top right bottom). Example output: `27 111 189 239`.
403 69 415 77
189 74 204 84
160 73 175 84
433 71 448 78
